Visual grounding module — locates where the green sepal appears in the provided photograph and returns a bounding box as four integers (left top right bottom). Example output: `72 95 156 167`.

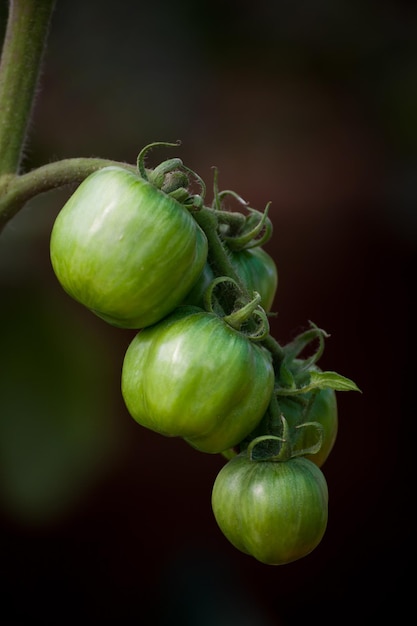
309 370 361 392
278 362 296 388
276 370 361 395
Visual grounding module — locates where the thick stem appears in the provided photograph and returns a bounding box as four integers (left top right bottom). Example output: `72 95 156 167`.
192 207 287 365
0 157 137 232
0 0 56 175
261 333 286 371
193 207 251 296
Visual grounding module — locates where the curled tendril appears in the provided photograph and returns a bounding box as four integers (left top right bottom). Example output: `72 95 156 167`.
217 188 249 207
180 163 206 202
223 202 273 250
210 167 273 249
241 306 270 341
293 421 324 458
202 278 269 339
135 141 206 209
203 276 240 314
283 322 330 372
246 417 324 462
137 140 181 179
247 416 292 462
223 291 262 331
247 435 286 461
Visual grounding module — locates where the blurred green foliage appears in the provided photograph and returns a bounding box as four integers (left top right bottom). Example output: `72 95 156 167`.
0 279 120 523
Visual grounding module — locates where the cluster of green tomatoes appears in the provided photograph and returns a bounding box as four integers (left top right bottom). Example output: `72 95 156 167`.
49 142 359 566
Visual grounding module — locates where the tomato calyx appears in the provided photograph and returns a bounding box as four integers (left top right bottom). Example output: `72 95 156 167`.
209 167 273 251
245 414 324 463
136 141 206 209
231 384 325 463
223 293 269 340
221 320 359 463
201 275 270 340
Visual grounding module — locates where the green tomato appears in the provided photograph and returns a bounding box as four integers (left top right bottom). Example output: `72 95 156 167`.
50 166 208 329
183 247 278 311
121 306 275 454
211 454 328 565
278 388 338 467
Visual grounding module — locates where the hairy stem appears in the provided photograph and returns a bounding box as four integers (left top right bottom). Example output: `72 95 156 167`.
0 0 56 175
261 333 286 373
0 158 137 232
193 207 250 294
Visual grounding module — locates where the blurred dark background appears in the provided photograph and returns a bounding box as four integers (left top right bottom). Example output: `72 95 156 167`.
1 0 416 623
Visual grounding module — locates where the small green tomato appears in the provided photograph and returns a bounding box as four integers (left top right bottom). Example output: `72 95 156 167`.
211 453 328 565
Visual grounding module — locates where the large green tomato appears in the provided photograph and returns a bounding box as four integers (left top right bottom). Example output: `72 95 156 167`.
183 247 278 311
278 388 338 467
50 166 208 329
121 306 275 454
211 454 328 565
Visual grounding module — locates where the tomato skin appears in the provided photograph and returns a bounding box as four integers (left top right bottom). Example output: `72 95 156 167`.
50 166 208 329
279 388 338 467
211 454 328 565
121 306 275 454
184 247 278 311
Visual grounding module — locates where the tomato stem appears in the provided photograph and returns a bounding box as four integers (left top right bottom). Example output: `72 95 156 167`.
193 207 250 295
0 1 138 233
0 0 56 176
261 333 286 371
192 205 287 367
0 158 137 232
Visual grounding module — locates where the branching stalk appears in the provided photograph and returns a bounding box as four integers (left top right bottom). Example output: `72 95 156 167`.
0 158 137 232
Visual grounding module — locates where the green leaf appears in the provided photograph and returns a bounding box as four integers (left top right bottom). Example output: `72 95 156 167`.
310 370 361 392
276 370 361 395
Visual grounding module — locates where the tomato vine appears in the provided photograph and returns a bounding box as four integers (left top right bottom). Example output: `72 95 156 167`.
0 0 361 565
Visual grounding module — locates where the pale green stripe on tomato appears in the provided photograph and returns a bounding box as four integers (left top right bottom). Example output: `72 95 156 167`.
212 455 328 565
121 307 275 454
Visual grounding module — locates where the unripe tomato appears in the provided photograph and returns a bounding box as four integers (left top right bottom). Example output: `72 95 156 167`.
184 247 278 311
121 306 275 454
279 388 338 467
50 166 208 329
212 454 328 565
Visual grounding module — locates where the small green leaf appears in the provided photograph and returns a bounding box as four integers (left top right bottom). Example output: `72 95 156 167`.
309 370 361 392
276 370 361 395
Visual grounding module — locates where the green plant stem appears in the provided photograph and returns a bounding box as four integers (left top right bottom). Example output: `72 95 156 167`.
193 206 286 368
0 158 137 232
193 207 250 295
0 0 56 175
261 333 286 372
